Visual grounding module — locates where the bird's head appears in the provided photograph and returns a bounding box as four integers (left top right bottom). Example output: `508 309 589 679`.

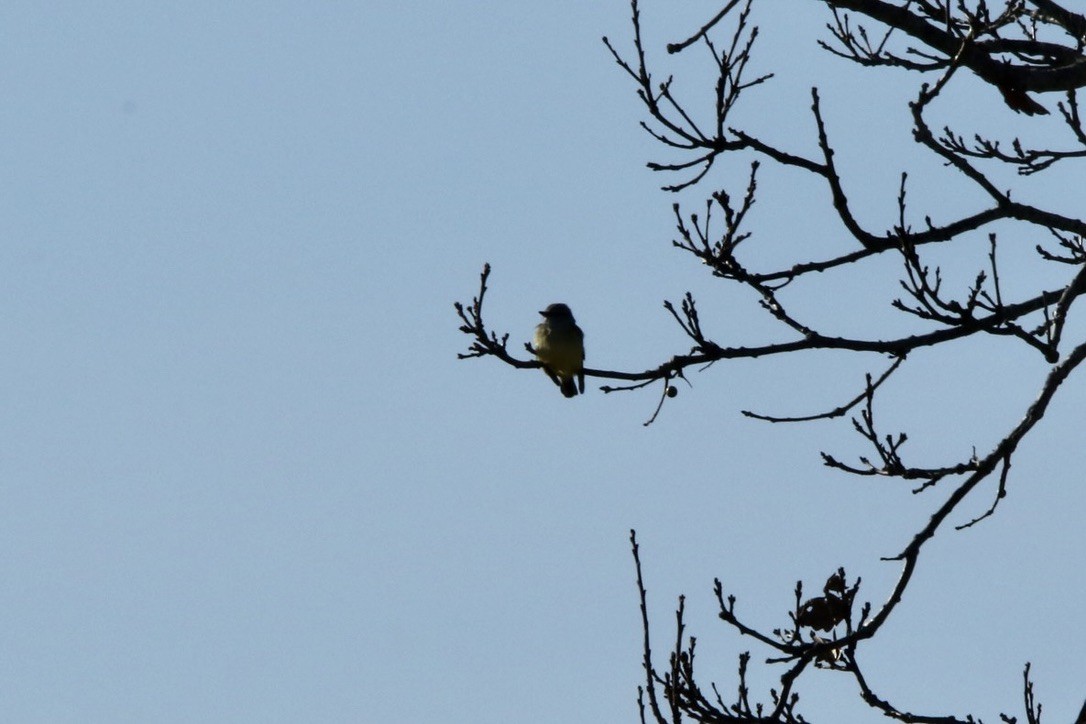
539 303 575 320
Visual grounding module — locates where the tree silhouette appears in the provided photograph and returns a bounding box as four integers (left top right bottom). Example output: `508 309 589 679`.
457 1 1086 720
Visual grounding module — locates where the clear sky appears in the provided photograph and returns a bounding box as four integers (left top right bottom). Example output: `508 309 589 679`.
0 3 1081 722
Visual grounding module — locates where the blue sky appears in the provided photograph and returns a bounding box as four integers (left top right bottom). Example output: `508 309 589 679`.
0 3 1081 722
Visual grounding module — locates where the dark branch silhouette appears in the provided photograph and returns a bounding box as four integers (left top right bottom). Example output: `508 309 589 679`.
456 1 1085 719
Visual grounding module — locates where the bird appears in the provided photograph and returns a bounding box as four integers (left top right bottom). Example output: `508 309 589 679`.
997 82 1048 116
533 303 585 398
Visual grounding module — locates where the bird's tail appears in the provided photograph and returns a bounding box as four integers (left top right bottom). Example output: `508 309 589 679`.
560 377 578 398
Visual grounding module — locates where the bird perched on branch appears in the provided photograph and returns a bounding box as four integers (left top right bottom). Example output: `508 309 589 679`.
533 303 585 398
997 80 1048 116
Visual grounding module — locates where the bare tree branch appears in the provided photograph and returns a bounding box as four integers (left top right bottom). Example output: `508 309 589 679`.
458 1 1084 718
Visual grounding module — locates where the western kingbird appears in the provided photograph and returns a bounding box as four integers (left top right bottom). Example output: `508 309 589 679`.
533 303 585 398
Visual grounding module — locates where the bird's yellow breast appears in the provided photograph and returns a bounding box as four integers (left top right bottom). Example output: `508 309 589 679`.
534 323 584 375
